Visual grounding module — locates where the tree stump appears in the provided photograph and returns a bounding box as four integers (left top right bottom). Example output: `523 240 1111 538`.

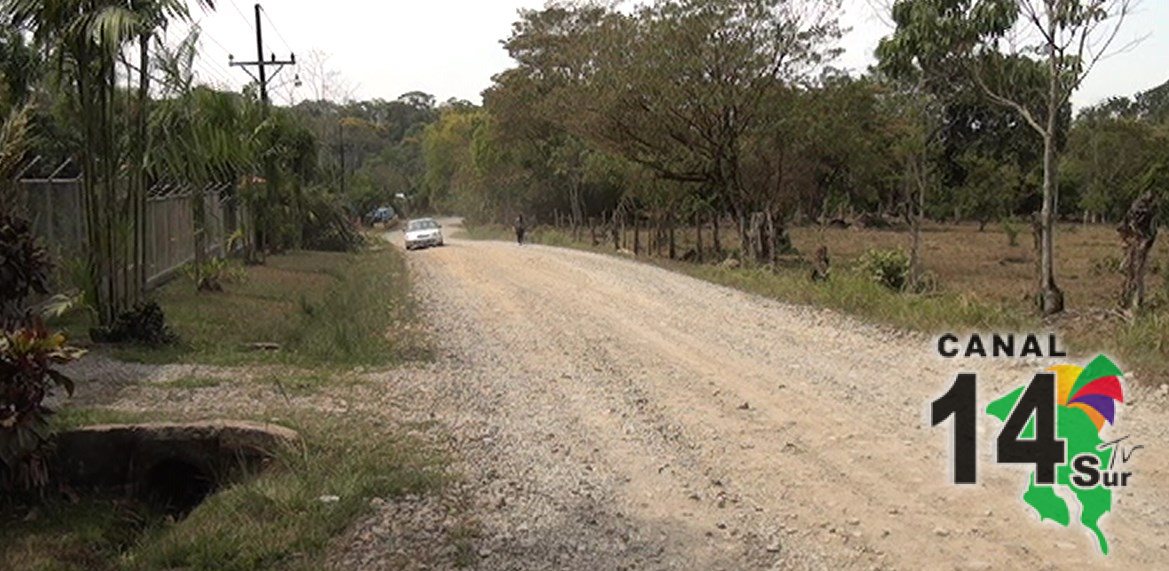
1118 190 1159 311
810 245 830 282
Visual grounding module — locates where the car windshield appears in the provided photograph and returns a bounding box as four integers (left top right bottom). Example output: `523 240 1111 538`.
408 220 438 231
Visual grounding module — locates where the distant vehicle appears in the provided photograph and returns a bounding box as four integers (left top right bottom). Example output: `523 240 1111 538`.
404 218 444 250
366 206 396 226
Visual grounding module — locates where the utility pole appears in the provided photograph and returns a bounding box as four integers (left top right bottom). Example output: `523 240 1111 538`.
228 3 295 115
228 3 295 259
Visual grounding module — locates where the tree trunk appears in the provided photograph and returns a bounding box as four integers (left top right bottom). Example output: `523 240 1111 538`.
618 210 625 250
1038 26 1065 315
134 34 150 301
909 199 922 290
633 214 641 256
908 169 924 291
611 211 620 250
811 245 830 281
1038 132 1064 314
712 212 721 255
765 210 777 265
570 182 584 242
1118 190 1158 312
695 214 704 262
659 214 668 256
749 212 767 264
194 186 207 267
737 211 749 259
668 213 676 259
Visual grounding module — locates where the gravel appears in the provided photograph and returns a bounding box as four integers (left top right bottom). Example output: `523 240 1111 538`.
58 223 1169 570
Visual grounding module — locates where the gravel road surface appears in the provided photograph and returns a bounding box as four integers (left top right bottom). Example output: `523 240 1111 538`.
339 219 1167 570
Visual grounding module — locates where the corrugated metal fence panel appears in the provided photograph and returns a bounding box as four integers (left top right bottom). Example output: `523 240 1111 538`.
17 177 232 291
20 179 86 258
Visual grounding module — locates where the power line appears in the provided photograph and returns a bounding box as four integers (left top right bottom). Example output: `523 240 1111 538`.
192 21 235 61
258 6 299 104
194 40 243 87
194 59 234 88
259 6 294 58
157 19 239 91
225 0 256 33
227 3 295 114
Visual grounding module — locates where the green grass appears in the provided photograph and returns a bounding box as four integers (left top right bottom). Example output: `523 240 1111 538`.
50 408 167 431
125 415 444 571
0 497 164 571
10 242 446 570
677 262 1034 333
4 411 446 571
56 247 430 368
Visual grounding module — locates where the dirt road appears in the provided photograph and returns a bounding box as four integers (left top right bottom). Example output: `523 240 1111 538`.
357 219 1167 570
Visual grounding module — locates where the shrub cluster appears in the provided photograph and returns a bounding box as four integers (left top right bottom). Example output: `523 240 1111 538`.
0 212 51 323
303 189 365 252
857 249 913 292
90 301 178 346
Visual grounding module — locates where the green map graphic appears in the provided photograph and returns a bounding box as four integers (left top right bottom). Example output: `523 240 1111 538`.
987 387 1114 554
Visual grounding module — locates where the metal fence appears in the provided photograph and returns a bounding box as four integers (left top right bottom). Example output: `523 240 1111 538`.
12 162 238 291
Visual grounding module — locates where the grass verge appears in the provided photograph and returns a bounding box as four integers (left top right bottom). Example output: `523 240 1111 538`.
8 241 447 570
3 410 445 571
56 246 429 368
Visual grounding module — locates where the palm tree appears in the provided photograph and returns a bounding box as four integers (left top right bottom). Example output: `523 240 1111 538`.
4 0 207 326
152 28 258 283
0 105 32 211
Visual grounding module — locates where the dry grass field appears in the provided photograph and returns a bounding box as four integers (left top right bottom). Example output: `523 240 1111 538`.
585 220 1167 312
787 222 1168 311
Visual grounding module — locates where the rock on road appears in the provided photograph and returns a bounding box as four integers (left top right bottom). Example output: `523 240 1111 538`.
349 219 1167 570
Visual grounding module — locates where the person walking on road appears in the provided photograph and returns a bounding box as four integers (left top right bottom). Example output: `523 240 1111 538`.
515 215 526 245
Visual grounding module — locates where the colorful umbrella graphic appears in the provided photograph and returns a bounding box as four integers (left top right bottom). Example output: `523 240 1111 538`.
1049 355 1125 432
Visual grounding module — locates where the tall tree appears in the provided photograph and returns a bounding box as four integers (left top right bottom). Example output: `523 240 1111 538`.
503 0 843 263
6 0 206 325
880 0 1135 314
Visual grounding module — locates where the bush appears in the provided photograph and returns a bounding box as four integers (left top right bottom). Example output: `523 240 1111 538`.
90 301 178 346
183 257 245 292
1002 219 1021 247
0 212 52 324
857 249 913 292
0 319 83 491
303 189 365 252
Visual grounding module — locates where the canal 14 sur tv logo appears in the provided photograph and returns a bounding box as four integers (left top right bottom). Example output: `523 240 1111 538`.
931 333 1141 555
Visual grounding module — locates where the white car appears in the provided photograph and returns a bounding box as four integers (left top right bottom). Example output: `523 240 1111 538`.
404 218 444 250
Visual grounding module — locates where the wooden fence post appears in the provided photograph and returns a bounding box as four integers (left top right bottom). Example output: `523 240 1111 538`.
668 213 676 259
633 214 641 256
611 211 620 250
695 213 704 262
712 211 721 255
618 210 625 250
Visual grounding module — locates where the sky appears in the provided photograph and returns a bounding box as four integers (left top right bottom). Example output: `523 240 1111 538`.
175 0 1169 110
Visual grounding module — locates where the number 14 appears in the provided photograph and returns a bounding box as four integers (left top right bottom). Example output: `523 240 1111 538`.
932 373 1067 485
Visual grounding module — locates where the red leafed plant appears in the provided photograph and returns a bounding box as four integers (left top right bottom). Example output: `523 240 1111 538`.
0 318 84 492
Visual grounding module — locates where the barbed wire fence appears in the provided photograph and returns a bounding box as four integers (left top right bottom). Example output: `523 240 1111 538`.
11 157 242 292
